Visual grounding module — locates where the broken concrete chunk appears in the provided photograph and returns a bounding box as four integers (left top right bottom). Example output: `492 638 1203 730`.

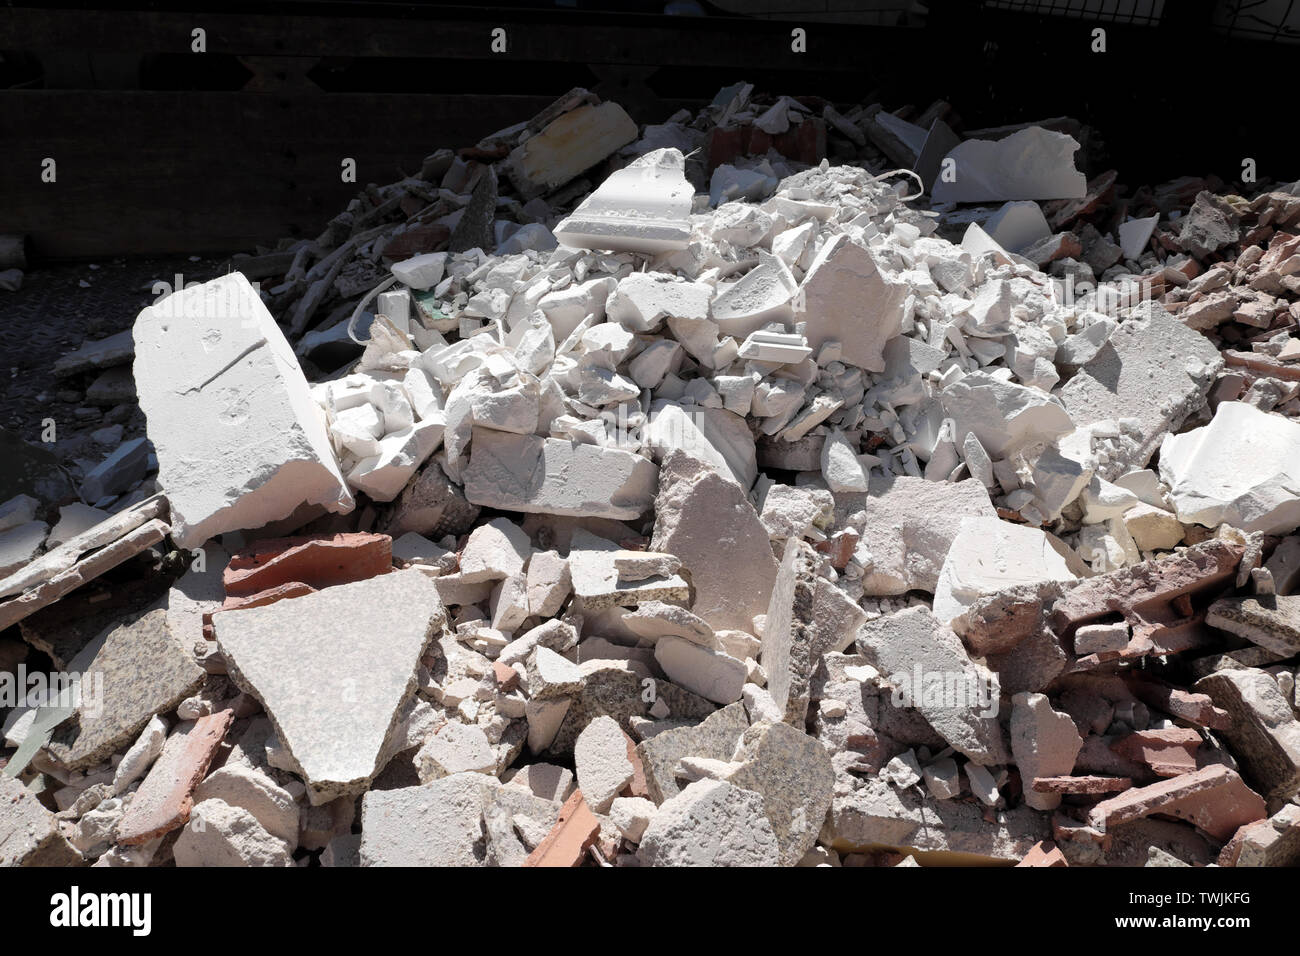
857 606 1010 766
134 273 353 549
1010 693 1083 811
568 529 689 610
636 702 749 804
0 775 80 866
1159 402 1300 535
638 778 780 867
463 427 657 520
1196 668 1300 803
361 773 499 866
528 645 584 699
1207 595 1300 657
574 715 635 813
415 721 496 781
1057 301 1223 480
654 636 747 705
933 516 1086 625
174 799 294 867
851 474 996 595
47 608 204 770
651 450 777 633
459 517 531 583
726 720 834 866
214 569 443 803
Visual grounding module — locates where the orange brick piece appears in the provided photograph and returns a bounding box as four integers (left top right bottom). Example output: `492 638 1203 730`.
1087 764 1265 841
223 532 392 597
115 709 235 845
1016 840 1068 867
524 789 600 868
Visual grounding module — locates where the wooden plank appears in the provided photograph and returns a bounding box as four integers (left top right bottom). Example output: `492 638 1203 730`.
0 89 555 258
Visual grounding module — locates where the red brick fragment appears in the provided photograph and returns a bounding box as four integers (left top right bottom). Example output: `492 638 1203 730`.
1033 775 1133 795
1110 728 1203 777
524 789 600 868
1015 840 1069 867
492 661 520 693
115 709 235 845
1087 764 1265 841
223 532 392 598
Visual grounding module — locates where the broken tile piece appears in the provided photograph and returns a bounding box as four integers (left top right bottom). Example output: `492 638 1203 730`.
214 569 443 803
931 127 1087 203
857 606 1010 766
554 148 692 254
222 532 392 597
47 608 205 770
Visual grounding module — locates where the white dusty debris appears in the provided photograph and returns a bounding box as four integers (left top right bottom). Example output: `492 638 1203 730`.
7 85 1300 871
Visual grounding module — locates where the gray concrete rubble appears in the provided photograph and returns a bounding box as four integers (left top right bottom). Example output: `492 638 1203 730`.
7 84 1300 869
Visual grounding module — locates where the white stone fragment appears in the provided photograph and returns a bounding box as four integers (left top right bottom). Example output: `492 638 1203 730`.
821 429 871 493
710 252 799 340
606 271 711 332
797 234 908 373
1159 402 1300 535
982 201 1051 252
574 715 634 813
1118 215 1159 260
391 252 448 290
463 427 658 520
112 714 168 794
654 636 747 705
346 419 444 502
554 147 691 253
737 330 812 364
931 127 1087 203
458 517 531 583
526 549 571 617
932 516 1087 624
609 796 657 843
1122 502 1184 552
940 371 1074 460
133 273 353 549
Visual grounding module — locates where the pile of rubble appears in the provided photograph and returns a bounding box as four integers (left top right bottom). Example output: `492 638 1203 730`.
3 85 1300 869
